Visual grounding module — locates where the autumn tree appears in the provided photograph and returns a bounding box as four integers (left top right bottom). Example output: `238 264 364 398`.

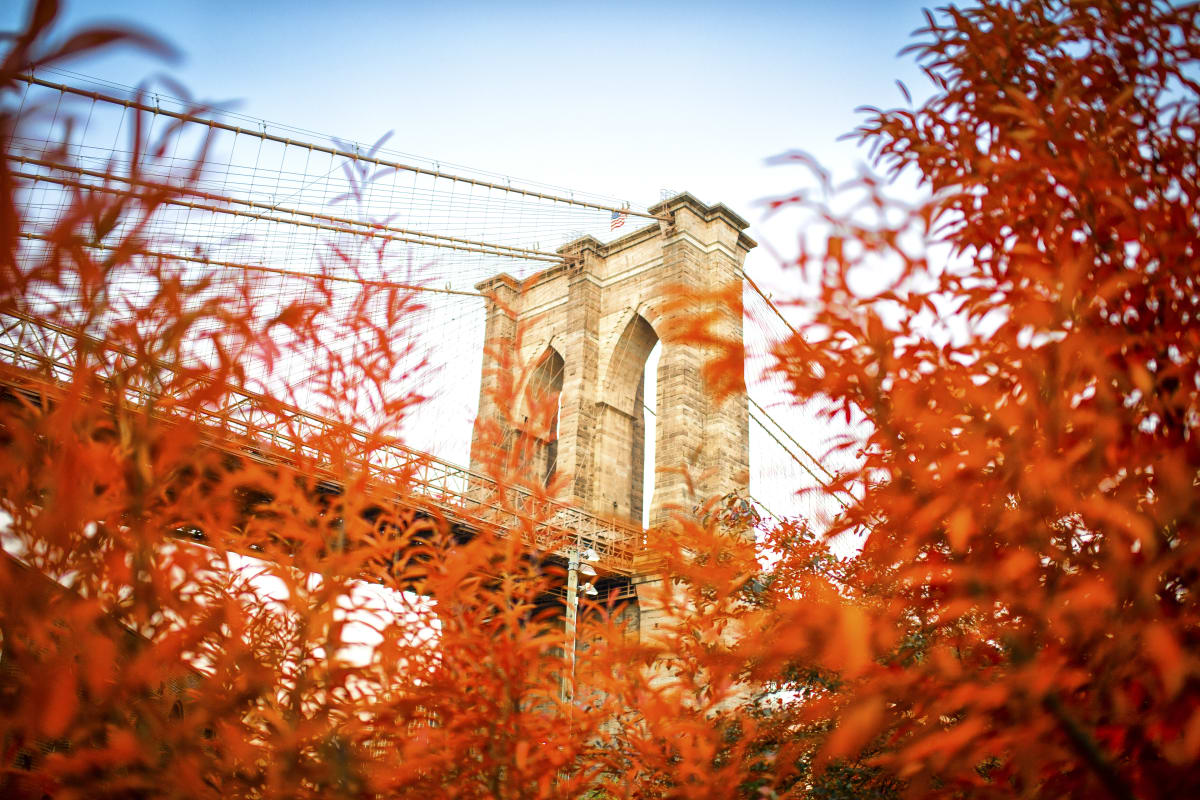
742 1 1200 798
0 3 618 798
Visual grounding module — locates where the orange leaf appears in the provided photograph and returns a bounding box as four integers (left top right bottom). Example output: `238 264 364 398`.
1145 622 1186 698
817 697 884 766
945 506 974 552
40 666 79 738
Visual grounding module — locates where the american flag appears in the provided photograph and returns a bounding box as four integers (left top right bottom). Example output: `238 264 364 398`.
610 209 628 231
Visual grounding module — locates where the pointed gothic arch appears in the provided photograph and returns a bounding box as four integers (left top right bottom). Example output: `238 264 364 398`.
525 346 565 486
592 313 659 520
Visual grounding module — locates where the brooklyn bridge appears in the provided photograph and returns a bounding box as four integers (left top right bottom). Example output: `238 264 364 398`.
2 71 852 641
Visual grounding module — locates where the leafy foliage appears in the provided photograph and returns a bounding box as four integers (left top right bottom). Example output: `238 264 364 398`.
1 1 1198 799
762 1 1200 797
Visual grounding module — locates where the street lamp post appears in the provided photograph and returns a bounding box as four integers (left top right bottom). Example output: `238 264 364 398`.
562 547 599 702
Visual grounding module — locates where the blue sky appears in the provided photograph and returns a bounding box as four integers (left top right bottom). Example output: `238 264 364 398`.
5 0 931 215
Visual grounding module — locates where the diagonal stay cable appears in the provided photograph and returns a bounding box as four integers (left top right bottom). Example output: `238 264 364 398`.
748 407 851 511
739 264 843 484
749 395 839 484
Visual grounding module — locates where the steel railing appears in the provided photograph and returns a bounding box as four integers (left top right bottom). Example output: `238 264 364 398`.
0 309 641 573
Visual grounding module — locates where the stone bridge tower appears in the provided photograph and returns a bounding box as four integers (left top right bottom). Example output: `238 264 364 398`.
469 192 753 531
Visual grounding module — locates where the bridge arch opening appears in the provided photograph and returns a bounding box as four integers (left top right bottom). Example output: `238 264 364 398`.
527 346 564 486
598 313 659 523
640 339 662 527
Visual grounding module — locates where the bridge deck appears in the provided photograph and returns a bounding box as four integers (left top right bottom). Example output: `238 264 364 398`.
0 310 642 575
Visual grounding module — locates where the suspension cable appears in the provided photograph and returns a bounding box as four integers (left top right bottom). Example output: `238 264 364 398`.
11 155 569 262
13 168 565 264
18 231 487 297
18 75 669 223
